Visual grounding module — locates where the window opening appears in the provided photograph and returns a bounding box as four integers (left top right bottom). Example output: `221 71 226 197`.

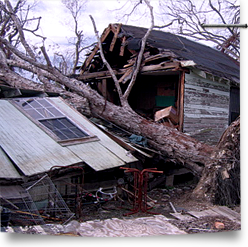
40 118 88 140
13 98 90 142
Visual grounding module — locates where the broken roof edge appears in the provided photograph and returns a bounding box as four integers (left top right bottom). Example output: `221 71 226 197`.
193 66 239 86
121 24 240 81
0 83 60 99
80 23 239 84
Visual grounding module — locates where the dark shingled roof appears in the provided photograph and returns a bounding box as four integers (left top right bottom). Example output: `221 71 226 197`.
121 24 240 83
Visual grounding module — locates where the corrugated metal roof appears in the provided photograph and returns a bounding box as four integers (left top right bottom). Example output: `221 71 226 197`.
49 97 137 165
68 142 124 171
0 185 25 199
0 100 82 176
0 98 137 178
0 147 22 179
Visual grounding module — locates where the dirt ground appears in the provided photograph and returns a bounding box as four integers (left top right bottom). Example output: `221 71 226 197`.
78 185 241 234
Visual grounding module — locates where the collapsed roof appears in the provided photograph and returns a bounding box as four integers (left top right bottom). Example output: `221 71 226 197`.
80 24 239 84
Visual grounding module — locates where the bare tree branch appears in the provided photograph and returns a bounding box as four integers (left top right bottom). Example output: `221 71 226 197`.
89 14 126 106
5 0 36 58
40 46 52 67
89 0 155 104
123 0 154 100
62 0 87 74
159 0 240 61
3 0 55 88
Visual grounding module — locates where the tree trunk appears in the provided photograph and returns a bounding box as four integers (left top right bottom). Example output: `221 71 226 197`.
87 96 213 176
0 49 240 204
0 0 239 203
192 117 240 205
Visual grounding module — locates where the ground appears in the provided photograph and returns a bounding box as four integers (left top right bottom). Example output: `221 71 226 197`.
3 182 240 235
78 184 241 234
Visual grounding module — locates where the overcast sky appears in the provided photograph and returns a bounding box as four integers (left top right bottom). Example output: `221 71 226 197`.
26 0 247 58
30 0 162 50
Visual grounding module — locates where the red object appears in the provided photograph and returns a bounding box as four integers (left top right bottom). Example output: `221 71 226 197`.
120 167 163 216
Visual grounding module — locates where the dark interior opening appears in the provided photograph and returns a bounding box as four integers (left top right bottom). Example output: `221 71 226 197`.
173 172 197 186
128 73 180 120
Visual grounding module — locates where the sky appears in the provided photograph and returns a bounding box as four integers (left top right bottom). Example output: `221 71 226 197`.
29 0 161 50
25 0 247 56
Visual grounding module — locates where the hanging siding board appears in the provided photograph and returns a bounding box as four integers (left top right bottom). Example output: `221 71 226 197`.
183 71 230 144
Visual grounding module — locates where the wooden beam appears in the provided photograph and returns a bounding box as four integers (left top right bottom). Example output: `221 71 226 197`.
119 36 127 56
78 61 189 81
80 45 99 74
101 78 107 98
80 25 112 74
78 69 121 80
118 67 133 84
141 61 180 72
109 23 122 52
178 71 185 132
154 106 179 124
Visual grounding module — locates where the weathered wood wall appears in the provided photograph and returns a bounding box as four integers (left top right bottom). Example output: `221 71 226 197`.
183 70 230 145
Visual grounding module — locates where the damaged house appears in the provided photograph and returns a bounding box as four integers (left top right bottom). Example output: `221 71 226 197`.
79 24 240 145
0 87 138 224
0 24 240 226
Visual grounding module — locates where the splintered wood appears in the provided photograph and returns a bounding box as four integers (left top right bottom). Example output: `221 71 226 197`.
79 22 190 79
154 106 179 124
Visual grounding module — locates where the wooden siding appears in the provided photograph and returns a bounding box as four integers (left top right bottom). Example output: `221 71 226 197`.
183 71 230 144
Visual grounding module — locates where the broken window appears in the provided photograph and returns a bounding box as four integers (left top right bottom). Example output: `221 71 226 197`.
40 118 88 140
13 98 91 144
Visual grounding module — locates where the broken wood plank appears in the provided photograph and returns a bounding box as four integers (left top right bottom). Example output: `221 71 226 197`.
143 53 174 64
178 72 185 132
109 23 122 52
144 54 165 63
119 36 127 56
169 201 177 213
186 207 240 221
80 46 99 74
141 61 180 72
210 206 241 223
78 70 120 80
217 206 241 221
186 210 211 219
154 106 179 124
80 25 112 74
118 67 133 84
124 57 136 68
170 212 194 221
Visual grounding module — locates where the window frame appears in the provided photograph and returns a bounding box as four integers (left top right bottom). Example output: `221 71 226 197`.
11 97 99 146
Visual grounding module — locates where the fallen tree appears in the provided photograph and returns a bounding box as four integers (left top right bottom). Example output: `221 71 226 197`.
193 117 240 205
0 0 240 205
